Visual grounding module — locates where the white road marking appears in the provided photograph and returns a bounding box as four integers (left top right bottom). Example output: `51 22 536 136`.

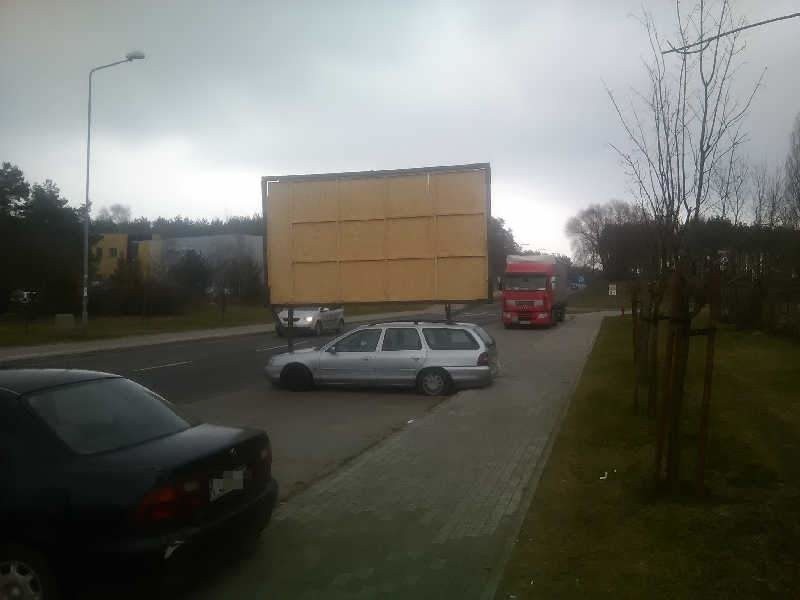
134 361 192 372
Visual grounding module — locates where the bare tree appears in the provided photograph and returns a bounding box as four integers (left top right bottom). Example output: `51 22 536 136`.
565 200 642 269
607 0 764 262
752 163 768 225
785 114 800 227
712 154 748 224
96 203 132 224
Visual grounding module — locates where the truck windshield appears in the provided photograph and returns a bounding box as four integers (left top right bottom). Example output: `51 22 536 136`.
503 274 548 291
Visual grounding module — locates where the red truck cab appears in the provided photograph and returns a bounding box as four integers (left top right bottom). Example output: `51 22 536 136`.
501 255 568 328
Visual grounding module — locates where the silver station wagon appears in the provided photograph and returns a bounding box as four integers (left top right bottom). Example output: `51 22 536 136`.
265 320 498 396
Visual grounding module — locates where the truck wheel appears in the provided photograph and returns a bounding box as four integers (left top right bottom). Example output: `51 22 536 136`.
314 321 322 336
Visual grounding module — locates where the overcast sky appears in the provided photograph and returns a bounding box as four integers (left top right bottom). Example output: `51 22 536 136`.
2 1 798 254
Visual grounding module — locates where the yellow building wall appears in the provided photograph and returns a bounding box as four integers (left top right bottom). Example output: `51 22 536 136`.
136 238 164 279
264 165 489 304
93 233 128 278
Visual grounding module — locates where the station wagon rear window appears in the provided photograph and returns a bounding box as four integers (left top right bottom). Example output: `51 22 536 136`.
422 328 479 350
382 328 422 351
472 325 495 347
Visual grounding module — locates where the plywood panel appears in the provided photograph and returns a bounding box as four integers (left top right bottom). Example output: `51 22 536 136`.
265 165 489 304
340 261 386 302
339 178 387 221
386 175 431 218
340 220 384 261
293 262 339 303
436 214 486 257
292 222 338 262
386 217 434 259
267 182 293 302
386 259 435 300
432 170 486 215
290 181 339 223
437 257 487 300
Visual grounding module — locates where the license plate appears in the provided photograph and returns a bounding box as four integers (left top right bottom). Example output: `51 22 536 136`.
209 468 245 501
519 320 530 325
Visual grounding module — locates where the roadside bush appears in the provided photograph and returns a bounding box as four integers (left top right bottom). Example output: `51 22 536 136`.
170 250 211 299
90 258 189 316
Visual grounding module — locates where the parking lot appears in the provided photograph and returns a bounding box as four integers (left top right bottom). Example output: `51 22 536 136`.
6 306 609 598
6 305 499 500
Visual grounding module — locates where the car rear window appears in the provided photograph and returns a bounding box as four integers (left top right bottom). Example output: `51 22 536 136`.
26 378 190 455
382 328 422 351
472 325 495 347
422 328 480 350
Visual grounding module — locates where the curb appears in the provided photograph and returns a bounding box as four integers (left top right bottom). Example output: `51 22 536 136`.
480 313 609 600
0 307 445 363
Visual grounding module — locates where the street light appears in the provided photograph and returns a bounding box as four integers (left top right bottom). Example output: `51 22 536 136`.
82 50 145 327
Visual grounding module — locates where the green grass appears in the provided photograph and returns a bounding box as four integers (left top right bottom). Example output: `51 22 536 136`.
496 316 800 599
568 279 632 311
0 302 434 348
0 304 272 347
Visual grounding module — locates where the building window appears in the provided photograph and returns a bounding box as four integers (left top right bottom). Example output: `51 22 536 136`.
96 247 103 259
110 248 118 258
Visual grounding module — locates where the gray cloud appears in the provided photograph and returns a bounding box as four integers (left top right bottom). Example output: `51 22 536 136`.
1 0 798 254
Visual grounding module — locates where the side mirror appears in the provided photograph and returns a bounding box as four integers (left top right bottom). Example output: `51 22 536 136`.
326 346 337 354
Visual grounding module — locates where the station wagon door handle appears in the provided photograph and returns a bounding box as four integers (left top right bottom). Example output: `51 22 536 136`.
360 357 369 361
412 357 421 361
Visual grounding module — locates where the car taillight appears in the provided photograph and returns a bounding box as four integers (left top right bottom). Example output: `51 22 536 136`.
477 352 489 367
260 444 272 474
135 479 207 525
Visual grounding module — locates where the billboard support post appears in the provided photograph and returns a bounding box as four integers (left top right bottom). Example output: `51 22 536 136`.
445 303 452 322
287 307 294 353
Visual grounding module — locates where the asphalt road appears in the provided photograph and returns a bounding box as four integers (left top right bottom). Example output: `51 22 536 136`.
6 305 500 499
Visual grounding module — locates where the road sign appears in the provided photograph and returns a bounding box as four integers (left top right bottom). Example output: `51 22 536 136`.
608 283 617 296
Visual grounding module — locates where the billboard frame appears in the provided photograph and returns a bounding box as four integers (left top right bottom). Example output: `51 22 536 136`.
261 162 492 307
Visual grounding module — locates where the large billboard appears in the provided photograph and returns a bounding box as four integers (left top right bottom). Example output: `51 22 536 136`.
262 163 490 305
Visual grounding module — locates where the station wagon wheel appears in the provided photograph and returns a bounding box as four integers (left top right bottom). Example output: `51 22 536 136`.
280 364 314 391
417 368 451 396
0 546 57 600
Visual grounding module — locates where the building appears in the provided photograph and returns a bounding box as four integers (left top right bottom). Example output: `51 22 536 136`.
93 232 265 288
93 233 128 278
134 234 264 281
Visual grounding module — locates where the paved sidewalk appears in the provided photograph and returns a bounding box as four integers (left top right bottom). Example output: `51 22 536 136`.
191 312 610 600
0 306 449 362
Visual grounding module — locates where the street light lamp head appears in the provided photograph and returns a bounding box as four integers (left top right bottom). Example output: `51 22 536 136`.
125 50 145 61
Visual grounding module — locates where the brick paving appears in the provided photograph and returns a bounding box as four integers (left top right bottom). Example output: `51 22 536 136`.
194 312 609 599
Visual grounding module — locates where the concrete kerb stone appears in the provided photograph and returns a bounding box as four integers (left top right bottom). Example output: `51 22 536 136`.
0 305 461 363
477 313 612 600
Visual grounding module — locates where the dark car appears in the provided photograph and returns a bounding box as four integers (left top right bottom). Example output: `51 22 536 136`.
0 369 279 599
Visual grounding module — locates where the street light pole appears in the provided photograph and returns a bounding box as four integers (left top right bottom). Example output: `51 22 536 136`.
82 51 145 327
